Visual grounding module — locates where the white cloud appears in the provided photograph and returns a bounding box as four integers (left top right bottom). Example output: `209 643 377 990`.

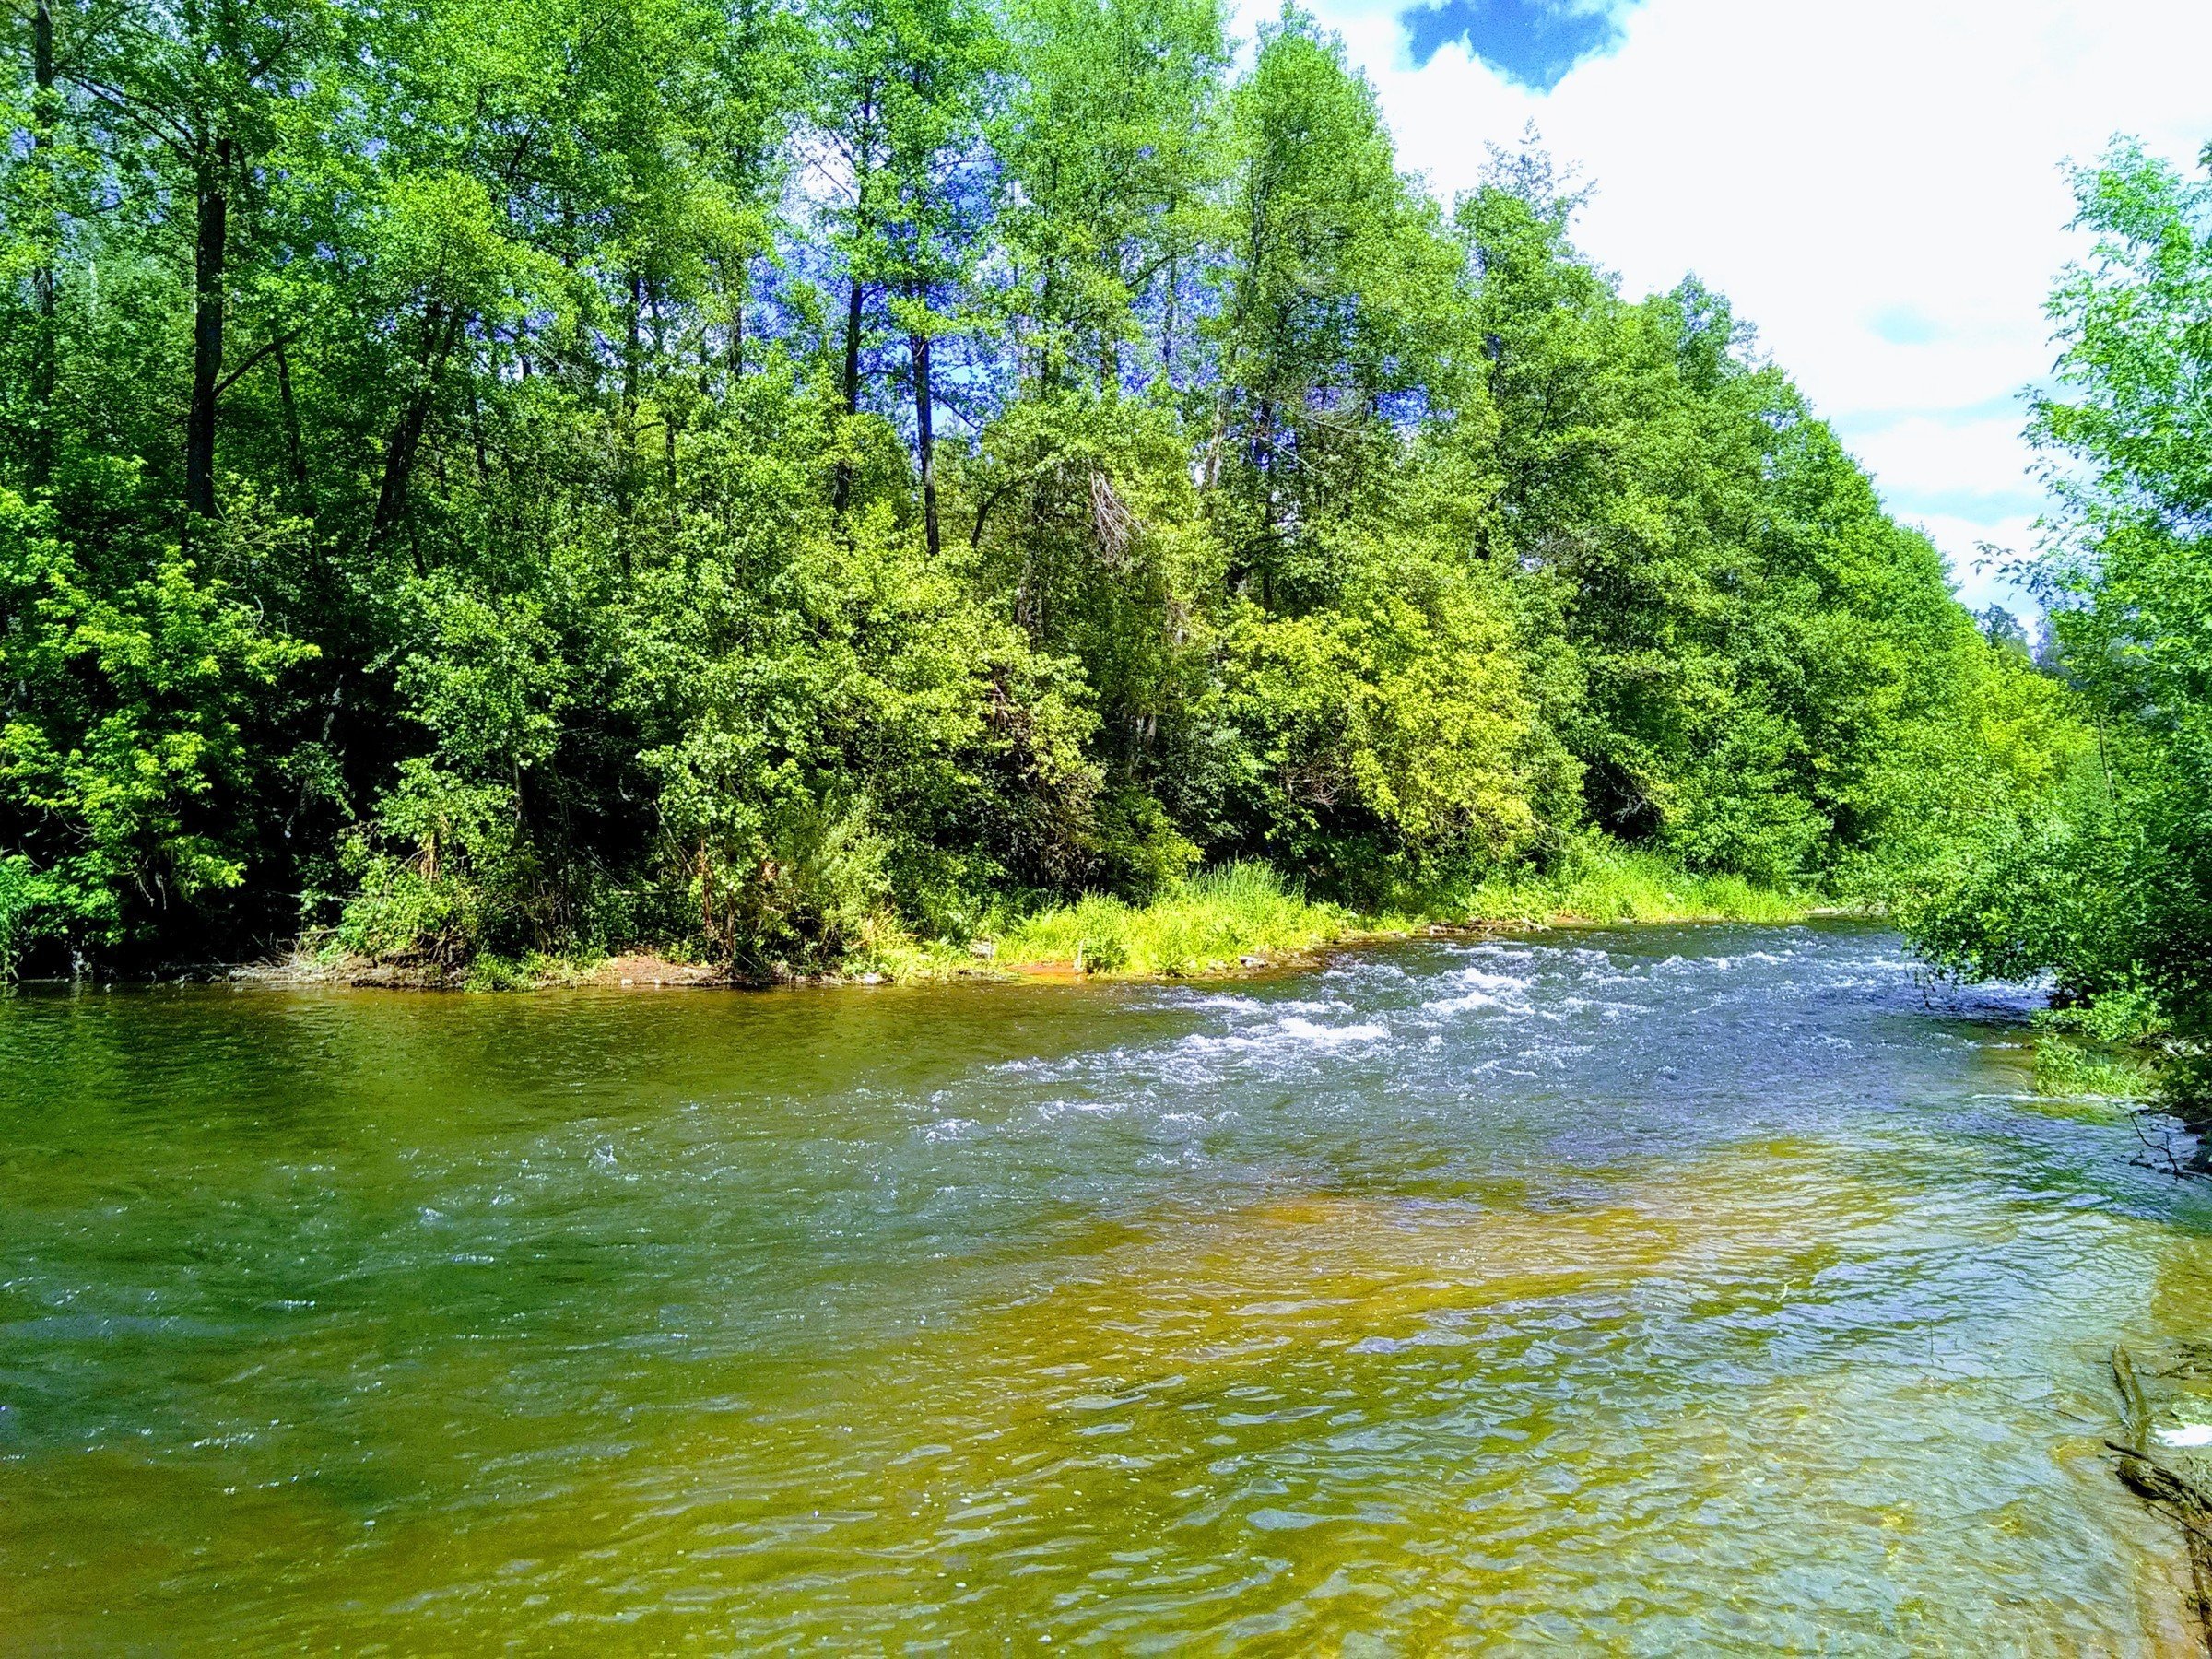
1900 511 2044 608
1839 414 2044 518
1253 0 2212 613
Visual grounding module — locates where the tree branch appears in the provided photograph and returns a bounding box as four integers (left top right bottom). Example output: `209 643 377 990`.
210 326 303 402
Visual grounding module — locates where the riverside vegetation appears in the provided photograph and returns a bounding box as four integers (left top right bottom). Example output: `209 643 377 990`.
0 2 2196 1071
1893 141 2212 1114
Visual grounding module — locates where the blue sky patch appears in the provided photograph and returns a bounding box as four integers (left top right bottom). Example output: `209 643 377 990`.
1400 0 1640 88
1880 483 2049 523
1869 304 1947 346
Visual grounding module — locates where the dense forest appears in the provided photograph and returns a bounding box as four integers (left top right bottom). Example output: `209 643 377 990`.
0 0 2104 991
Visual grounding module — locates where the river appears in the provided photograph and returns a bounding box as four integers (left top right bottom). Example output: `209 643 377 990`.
3 923 2208 1650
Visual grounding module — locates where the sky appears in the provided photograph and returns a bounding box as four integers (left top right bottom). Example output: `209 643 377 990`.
1240 0 2212 614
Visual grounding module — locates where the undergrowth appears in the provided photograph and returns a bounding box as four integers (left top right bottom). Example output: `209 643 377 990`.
959 841 1812 983
298 839 1818 989
992 861 1362 979
1453 842 1811 928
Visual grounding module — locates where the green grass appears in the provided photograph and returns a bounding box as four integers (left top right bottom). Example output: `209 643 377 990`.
382 841 1818 989
934 841 1813 984
1454 843 1811 928
993 861 1361 979
2027 1035 2159 1112
461 950 603 991
2016 993 2172 1113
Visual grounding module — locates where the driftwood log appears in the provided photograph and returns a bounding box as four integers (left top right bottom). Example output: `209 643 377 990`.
2111 1345 2212 1652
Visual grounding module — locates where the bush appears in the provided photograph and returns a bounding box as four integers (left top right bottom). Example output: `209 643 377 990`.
337 763 538 966
0 491 312 965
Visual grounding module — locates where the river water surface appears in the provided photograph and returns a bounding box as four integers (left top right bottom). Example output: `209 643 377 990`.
5 923 2210 1651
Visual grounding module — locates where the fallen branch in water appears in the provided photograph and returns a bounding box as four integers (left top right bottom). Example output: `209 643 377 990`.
2130 1109 2194 1181
2117 1344 2153 1452
2111 1344 2212 1652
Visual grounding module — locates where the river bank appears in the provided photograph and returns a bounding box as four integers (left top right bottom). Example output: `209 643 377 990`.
232 846 1834 992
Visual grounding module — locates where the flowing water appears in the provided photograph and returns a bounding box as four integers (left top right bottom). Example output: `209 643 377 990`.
4 923 2209 1653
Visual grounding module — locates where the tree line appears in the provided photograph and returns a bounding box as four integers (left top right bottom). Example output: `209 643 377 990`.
0 0 2068 979
1901 141 2212 1107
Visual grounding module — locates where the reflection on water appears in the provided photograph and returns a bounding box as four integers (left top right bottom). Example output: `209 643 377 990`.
3 924 2208 1650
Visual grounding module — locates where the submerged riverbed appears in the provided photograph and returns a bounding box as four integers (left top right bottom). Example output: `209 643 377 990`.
4 923 2209 1650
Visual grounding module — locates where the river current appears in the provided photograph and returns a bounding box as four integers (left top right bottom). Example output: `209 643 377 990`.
4 923 2209 1651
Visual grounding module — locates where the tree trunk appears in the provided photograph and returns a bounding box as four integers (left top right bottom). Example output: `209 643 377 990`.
369 300 461 557
1255 396 1277 612
618 269 644 525
185 135 232 522
272 335 314 520
464 375 492 488
725 254 747 387
1099 256 1121 394
359 116 537 554
652 286 677 500
28 0 56 492
623 272 643 412
1163 235 1180 387
909 318 938 558
831 275 865 515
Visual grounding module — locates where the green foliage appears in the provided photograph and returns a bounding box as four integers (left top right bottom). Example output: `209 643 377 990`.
1457 836 1810 927
994 859 1353 977
984 837 1811 983
0 489 312 965
1212 563 1543 890
0 853 47 976
1900 140 2212 1107
0 0 2049 981
338 761 535 968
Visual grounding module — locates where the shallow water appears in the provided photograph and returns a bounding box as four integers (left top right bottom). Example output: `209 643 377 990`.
3 923 2208 1651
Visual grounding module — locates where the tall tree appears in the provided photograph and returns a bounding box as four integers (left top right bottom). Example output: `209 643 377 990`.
996 0 1226 394
808 0 995 546
1209 6 1462 612
1905 140 2212 1097
24 0 57 490
56 0 335 524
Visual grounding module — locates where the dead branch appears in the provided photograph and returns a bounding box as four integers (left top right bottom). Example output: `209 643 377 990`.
2110 1347 2212 1653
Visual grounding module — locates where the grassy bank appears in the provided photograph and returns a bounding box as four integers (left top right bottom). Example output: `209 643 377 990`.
990 861 1365 979
887 842 1817 984
2025 993 2203 1119
1453 846 1812 931
256 841 1821 990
